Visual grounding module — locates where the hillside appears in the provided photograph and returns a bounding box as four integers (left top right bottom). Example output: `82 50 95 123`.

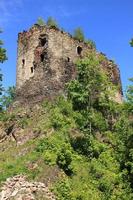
0 53 133 200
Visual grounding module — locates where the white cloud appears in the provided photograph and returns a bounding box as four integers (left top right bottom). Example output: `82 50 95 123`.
0 0 23 26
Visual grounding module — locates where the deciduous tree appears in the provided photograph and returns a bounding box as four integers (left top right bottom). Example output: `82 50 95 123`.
0 30 7 110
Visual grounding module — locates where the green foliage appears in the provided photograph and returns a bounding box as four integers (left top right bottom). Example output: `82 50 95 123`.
0 34 7 63
130 38 133 47
47 17 58 29
0 30 7 107
0 93 133 199
125 78 133 113
0 86 16 109
126 78 133 103
67 53 100 110
90 109 108 131
125 139 133 185
0 44 133 199
112 99 133 190
86 39 96 49
54 179 72 200
56 145 73 175
18 116 30 128
49 97 76 131
70 135 93 157
89 148 133 199
67 53 111 110
91 138 108 158
35 139 50 153
73 28 85 41
67 53 116 134
36 17 45 26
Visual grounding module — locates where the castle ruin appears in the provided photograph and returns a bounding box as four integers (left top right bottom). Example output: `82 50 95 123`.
16 24 122 104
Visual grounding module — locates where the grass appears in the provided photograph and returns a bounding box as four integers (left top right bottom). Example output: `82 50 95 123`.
0 98 133 199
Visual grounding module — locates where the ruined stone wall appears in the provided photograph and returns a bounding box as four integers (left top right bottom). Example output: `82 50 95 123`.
16 25 90 89
16 25 123 104
97 52 123 103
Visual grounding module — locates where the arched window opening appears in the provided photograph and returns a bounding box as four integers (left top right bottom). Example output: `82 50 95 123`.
40 38 47 47
39 34 48 47
77 46 82 55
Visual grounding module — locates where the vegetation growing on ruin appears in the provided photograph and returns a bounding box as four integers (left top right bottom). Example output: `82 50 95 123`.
73 27 85 42
0 51 133 199
36 17 46 26
47 16 59 29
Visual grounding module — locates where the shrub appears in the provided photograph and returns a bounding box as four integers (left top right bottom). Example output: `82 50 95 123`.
49 100 75 131
56 145 73 175
50 107 66 130
56 97 73 117
35 138 58 153
54 179 72 200
73 28 85 41
70 135 93 157
47 17 58 29
86 39 96 49
36 17 45 26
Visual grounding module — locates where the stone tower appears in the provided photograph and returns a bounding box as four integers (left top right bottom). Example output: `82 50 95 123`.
16 24 122 104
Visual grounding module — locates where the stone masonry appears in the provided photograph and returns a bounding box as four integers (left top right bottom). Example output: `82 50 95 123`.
0 175 56 200
16 24 123 104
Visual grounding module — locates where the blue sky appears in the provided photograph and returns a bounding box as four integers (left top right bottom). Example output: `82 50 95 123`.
0 0 133 93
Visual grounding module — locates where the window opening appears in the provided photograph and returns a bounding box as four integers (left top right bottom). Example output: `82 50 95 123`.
40 38 47 47
40 54 45 62
22 59 25 66
67 57 70 62
31 67 34 73
77 46 82 55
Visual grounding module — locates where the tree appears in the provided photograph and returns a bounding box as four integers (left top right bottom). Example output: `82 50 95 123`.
115 79 133 188
126 78 133 103
47 17 58 28
36 17 45 26
130 39 133 47
73 28 85 42
0 86 16 109
0 31 7 63
67 53 117 133
67 53 113 111
127 40 133 111
0 30 7 110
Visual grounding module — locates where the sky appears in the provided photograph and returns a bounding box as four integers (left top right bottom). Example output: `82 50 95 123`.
0 0 133 94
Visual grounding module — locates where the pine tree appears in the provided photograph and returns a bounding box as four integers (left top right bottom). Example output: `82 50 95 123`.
36 17 45 26
47 17 58 28
73 28 85 41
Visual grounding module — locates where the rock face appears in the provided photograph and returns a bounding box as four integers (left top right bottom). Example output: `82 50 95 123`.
16 25 123 104
0 175 56 200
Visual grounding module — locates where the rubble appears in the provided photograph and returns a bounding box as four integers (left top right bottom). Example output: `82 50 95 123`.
0 175 56 200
